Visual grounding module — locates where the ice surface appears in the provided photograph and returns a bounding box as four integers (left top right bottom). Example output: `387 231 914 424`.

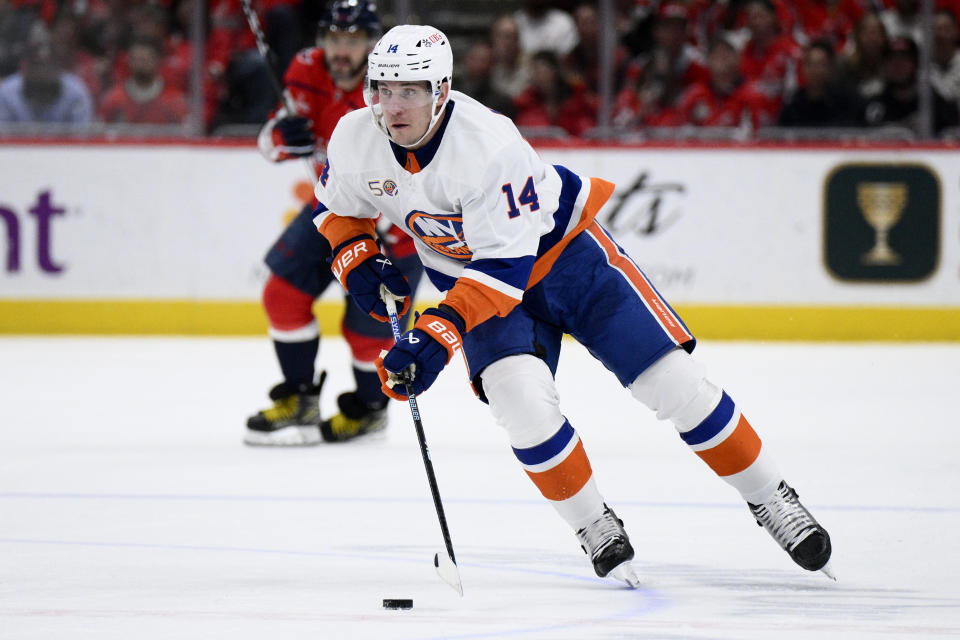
1 336 958 639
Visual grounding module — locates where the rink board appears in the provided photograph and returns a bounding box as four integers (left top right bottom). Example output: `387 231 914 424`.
0 141 957 339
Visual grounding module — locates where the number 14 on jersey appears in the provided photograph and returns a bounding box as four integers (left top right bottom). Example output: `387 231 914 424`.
502 177 540 218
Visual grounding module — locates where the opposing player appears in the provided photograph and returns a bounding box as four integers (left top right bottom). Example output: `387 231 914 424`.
245 1 423 446
314 25 833 584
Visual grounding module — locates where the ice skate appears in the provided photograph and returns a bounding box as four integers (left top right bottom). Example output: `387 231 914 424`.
244 375 325 446
576 504 640 588
748 481 834 579
320 392 388 442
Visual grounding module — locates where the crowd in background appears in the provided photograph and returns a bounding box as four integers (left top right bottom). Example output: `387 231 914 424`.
1 0 959 139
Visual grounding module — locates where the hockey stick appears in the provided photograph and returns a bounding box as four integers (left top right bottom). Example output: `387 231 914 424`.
239 0 318 181
382 289 463 596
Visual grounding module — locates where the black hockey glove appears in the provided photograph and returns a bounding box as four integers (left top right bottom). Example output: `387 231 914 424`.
275 115 315 157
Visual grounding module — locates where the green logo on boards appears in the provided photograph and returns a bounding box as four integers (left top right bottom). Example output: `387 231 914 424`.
824 164 940 281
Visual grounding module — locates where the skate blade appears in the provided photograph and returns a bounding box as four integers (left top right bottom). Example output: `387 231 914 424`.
434 552 463 596
819 561 837 581
608 561 641 589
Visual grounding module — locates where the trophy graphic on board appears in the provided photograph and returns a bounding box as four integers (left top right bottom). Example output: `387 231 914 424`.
857 182 907 265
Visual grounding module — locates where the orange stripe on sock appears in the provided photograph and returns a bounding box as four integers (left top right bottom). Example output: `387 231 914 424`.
695 414 762 477
586 224 693 345
524 440 593 501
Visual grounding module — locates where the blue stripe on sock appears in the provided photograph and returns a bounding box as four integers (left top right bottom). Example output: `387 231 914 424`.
512 420 575 466
680 391 735 446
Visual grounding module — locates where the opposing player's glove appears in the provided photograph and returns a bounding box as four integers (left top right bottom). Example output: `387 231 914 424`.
274 115 315 157
331 236 411 322
377 307 464 399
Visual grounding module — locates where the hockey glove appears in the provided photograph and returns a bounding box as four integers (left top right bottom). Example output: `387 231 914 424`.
274 115 315 157
377 307 464 399
331 236 411 322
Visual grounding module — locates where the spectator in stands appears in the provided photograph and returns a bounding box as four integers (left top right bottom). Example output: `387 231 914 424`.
0 0 41 77
120 4 191 93
789 0 864 50
839 11 889 100
99 37 189 125
932 8 960 102
513 49 597 136
739 0 802 114
859 36 960 135
489 14 532 99
671 36 768 129
209 0 304 128
0 31 93 124
778 39 859 127
459 40 515 118
627 3 710 112
514 0 579 57
47 11 99 106
564 2 629 94
880 0 922 43
611 56 682 129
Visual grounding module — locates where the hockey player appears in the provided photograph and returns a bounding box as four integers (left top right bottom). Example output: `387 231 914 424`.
314 25 833 585
245 1 423 446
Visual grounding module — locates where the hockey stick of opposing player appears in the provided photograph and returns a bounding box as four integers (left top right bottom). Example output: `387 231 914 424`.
382 288 464 597
239 0 318 181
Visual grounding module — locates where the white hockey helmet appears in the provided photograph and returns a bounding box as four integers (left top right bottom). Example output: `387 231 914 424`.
364 24 453 147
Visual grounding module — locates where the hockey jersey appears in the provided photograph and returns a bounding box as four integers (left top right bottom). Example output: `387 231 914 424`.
257 47 367 174
313 91 614 332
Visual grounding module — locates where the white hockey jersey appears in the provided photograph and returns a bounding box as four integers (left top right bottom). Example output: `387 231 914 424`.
313 90 614 331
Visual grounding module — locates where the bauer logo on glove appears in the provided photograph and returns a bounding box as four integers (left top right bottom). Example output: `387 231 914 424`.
330 235 411 322
377 307 464 399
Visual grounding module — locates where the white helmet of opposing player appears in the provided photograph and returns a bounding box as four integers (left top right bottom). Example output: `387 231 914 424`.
364 24 453 147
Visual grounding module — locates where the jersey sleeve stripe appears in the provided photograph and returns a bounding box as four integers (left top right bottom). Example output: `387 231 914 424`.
315 208 378 247
441 277 521 332
460 269 525 303
534 165 583 256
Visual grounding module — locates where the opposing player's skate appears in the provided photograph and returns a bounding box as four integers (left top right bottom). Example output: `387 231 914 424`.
748 481 835 579
244 374 325 446
320 391 388 442
576 504 641 588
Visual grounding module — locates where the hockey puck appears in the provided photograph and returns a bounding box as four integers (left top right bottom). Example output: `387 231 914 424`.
382 598 413 610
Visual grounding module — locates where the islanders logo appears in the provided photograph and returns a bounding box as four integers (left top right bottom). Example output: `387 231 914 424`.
383 179 398 196
405 210 473 261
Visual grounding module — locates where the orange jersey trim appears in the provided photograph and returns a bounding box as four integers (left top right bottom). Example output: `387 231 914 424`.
441 278 521 333
317 213 377 248
405 152 422 174
524 440 593 501
443 176 616 332
527 177 616 288
695 414 763 477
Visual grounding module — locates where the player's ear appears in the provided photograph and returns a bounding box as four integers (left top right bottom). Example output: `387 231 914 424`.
435 81 450 113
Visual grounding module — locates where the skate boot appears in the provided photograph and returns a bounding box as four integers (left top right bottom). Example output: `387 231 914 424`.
244 374 325 446
748 481 835 579
320 392 388 443
576 504 641 588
